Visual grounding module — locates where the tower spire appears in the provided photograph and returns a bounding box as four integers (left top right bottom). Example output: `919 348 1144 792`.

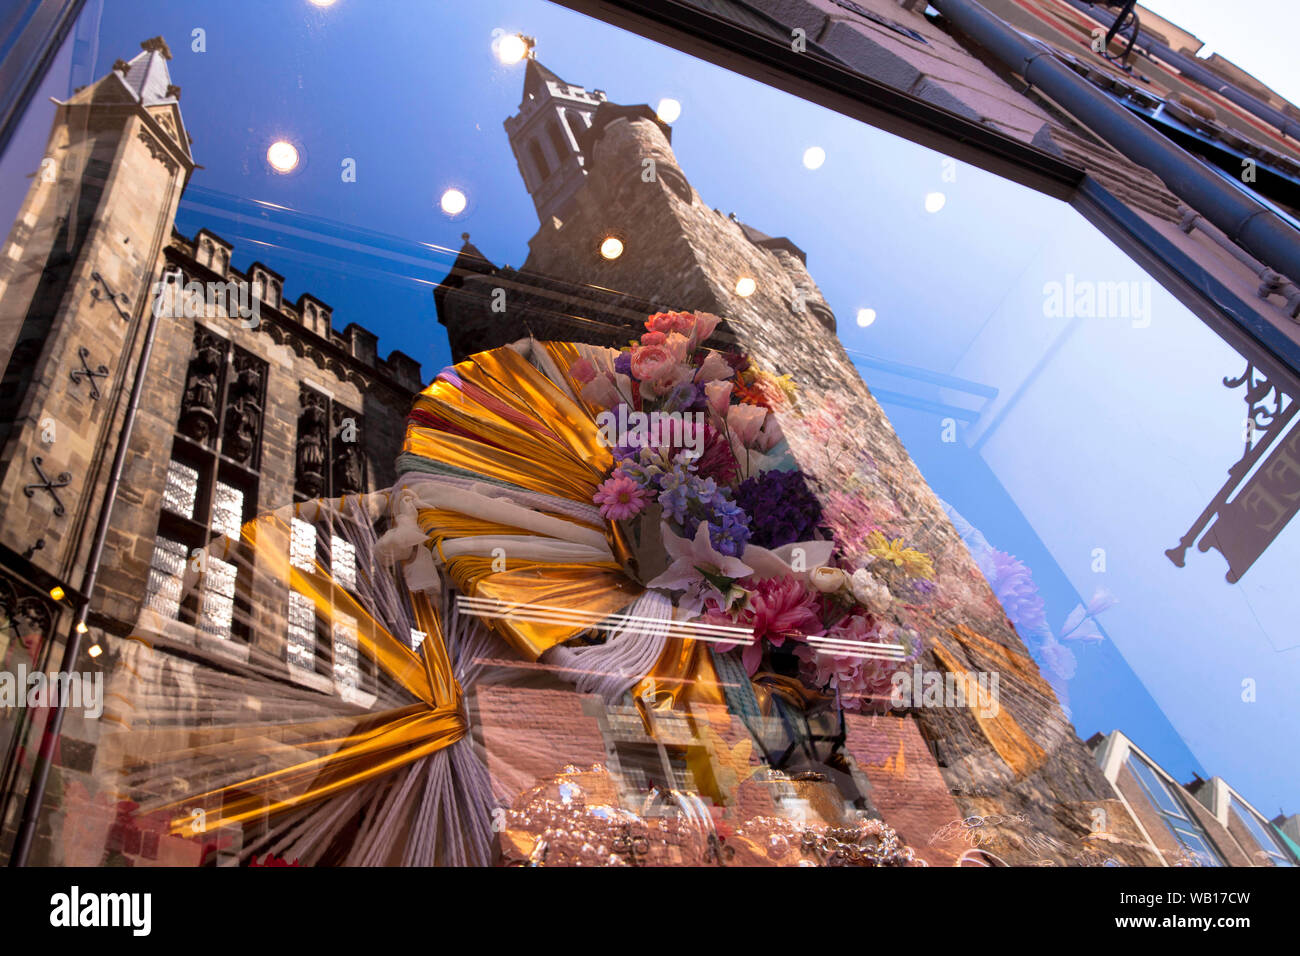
504 56 607 225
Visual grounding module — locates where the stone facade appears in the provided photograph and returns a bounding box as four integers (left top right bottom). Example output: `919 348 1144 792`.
0 40 418 864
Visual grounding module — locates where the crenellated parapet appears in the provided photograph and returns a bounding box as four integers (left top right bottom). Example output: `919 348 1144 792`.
167 228 423 395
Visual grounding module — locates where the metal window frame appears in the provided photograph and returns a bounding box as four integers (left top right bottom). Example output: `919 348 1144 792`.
0 0 86 160
1126 750 1225 867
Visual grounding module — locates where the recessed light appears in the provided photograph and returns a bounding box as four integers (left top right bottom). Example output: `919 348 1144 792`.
924 191 946 213
656 98 681 123
600 236 624 259
735 277 756 297
267 140 300 173
856 308 877 328
497 34 528 64
88 643 103 658
803 146 826 170
440 188 467 216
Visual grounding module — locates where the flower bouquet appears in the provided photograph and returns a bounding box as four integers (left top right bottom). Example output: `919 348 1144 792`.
571 311 928 710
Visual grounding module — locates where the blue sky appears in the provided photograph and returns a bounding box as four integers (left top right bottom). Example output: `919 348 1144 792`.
3 0 1295 820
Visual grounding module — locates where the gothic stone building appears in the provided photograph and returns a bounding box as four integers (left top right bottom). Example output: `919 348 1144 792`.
0 38 419 864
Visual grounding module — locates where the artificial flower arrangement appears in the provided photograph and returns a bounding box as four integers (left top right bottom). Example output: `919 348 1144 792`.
571 311 936 711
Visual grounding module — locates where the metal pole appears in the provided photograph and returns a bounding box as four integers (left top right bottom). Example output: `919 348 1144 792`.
8 285 165 867
929 0 1300 284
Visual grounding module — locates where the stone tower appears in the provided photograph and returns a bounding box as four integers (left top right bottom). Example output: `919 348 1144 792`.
504 57 607 227
435 61 1159 865
0 36 193 593
0 39 421 865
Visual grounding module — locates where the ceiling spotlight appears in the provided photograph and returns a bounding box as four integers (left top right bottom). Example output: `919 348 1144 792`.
735 276 756 297
856 308 877 328
599 236 624 260
49 586 65 601
75 620 88 634
924 191 946 213
656 98 682 123
88 643 103 658
440 188 468 216
267 140 300 173
496 33 529 65
802 146 826 170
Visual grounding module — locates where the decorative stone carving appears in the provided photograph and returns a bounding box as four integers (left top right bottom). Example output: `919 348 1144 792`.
295 386 329 497
332 405 366 495
137 127 178 173
179 329 226 445
222 352 265 466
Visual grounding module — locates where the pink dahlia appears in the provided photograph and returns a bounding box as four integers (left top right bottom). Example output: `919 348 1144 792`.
736 576 823 674
593 471 651 520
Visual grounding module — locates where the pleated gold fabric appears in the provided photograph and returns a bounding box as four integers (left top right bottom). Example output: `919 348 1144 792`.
156 508 469 836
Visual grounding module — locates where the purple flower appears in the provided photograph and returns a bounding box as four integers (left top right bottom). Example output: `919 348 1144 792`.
665 380 703 413
734 469 824 548
614 352 633 378
978 549 1048 634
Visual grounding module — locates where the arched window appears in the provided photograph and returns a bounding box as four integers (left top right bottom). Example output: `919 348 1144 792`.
564 108 589 133
547 122 569 165
200 238 213 267
528 140 550 182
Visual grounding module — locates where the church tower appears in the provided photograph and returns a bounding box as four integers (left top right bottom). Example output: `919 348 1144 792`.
504 57 605 227
0 36 193 589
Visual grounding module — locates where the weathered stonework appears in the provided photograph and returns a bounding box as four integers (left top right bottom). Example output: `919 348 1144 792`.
0 41 419 864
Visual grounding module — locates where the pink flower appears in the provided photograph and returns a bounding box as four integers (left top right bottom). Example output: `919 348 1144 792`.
593 471 651 520
640 360 693 400
756 414 784 452
570 358 597 384
691 312 722 346
640 331 667 347
646 311 696 335
726 403 768 446
731 576 823 675
704 380 733 417
580 373 623 409
629 344 674 382
694 350 732 384
795 612 899 712
662 331 691 364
